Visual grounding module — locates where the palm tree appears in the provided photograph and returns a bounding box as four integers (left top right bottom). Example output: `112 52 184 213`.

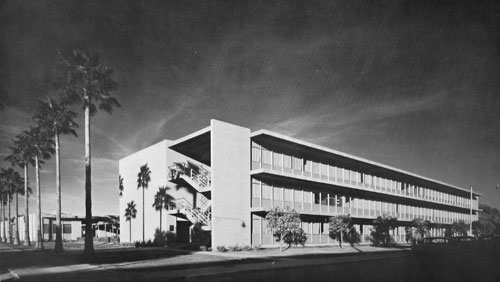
5 133 36 246
0 169 11 243
124 201 137 242
137 164 151 242
34 97 78 252
58 49 120 255
1 168 15 243
1 168 25 245
23 126 55 249
118 175 124 197
152 186 175 233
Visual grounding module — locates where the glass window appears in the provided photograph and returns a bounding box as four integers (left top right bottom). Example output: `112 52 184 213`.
293 157 303 171
273 152 282 168
283 155 292 169
262 148 272 165
274 187 282 200
251 144 260 162
314 192 321 204
294 190 302 202
63 224 72 234
262 184 272 199
284 189 293 202
304 191 312 204
321 164 328 177
252 181 261 198
312 162 319 174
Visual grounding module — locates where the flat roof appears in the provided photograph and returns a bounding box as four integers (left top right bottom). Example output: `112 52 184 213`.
251 129 481 197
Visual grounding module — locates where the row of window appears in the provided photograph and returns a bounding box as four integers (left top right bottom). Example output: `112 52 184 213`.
251 142 474 209
251 179 473 224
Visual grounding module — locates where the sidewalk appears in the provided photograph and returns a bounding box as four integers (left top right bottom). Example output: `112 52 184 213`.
0 242 410 281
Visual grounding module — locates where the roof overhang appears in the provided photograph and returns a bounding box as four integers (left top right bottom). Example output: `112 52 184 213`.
169 126 211 166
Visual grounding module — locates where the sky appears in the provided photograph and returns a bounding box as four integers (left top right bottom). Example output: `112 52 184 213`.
1 0 500 217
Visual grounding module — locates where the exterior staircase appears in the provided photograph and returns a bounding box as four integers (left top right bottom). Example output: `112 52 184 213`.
169 162 211 193
168 162 212 230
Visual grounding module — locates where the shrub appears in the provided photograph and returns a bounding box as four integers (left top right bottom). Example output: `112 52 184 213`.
135 241 141 248
166 231 176 246
228 245 242 252
242 245 252 251
252 244 262 251
153 228 168 247
217 245 228 252
200 245 207 252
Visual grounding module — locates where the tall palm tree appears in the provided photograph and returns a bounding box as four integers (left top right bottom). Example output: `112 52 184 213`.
58 49 120 255
152 186 175 233
137 164 151 242
5 134 35 246
23 126 55 249
125 201 137 242
0 168 11 243
34 97 78 252
1 168 25 245
1 168 15 243
118 175 124 197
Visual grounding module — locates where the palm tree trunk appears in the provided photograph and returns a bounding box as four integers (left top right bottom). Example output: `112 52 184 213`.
7 196 11 243
23 164 30 246
14 192 19 245
54 131 63 252
159 209 162 233
35 156 43 249
129 221 132 242
53 130 63 252
1 198 6 242
142 187 145 242
84 99 94 255
340 230 343 248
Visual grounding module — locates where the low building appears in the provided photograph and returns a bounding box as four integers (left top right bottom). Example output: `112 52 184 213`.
119 119 480 246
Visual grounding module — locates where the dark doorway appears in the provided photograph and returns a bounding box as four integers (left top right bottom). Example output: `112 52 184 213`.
176 220 192 243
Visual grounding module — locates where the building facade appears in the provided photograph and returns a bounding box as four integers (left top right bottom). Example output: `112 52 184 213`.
119 119 480 246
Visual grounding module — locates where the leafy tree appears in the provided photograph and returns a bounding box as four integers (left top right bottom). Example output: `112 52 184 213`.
5 133 36 246
118 175 124 197
329 214 352 248
265 207 306 251
152 186 175 233
22 126 55 249
371 214 398 246
58 49 120 255
125 201 137 242
137 164 151 242
472 204 500 236
451 220 469 236
34 97 78 252
410 218 431 243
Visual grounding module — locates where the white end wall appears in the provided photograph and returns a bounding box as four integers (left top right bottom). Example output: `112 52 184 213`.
211 119 251 247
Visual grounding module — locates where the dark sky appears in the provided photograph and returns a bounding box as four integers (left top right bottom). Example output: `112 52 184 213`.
1 0 500 216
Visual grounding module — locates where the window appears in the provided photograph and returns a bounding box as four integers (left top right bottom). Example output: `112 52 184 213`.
294 190 302 203
273 152 282 168
312 162 319 175
262 148 272 165
252 181 261 198
170 225 175 232
314 192 321 204
63 224 72 234
273 187 282 201
293 157 303 171
284 189 293 202
304 191 312 204
262 184 272 199
251 143 260 162
283 154 292 169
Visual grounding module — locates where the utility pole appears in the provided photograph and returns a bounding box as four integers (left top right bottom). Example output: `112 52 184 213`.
469 186 473 235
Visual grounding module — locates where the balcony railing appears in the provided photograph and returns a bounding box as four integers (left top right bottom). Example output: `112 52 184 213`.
169 162 211 192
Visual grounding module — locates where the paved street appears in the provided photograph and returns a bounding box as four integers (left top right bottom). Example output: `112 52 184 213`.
1 242 499 282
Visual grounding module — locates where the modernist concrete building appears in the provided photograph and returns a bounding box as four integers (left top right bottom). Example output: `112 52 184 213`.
119 119 480 246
